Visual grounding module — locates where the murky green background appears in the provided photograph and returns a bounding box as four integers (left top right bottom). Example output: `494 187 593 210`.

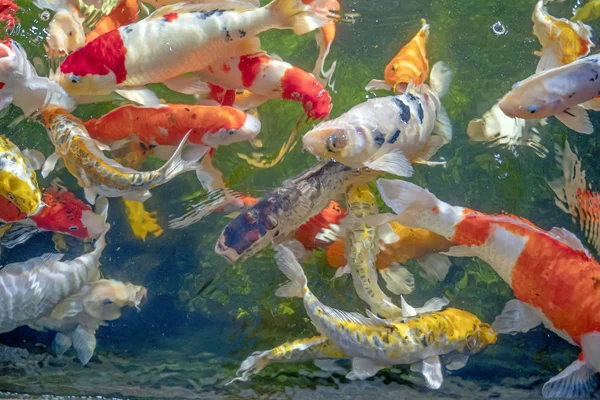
1 0 599 398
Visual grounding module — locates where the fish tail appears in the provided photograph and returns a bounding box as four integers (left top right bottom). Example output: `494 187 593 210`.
158 131 209 183
274 244 308 298
266 0 328 35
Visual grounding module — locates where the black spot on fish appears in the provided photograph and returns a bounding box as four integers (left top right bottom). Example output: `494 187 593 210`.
238 30 247 38
124 26 133 34
224 28 232 42
406 93 424 122
373 129 385 146
392 97 411 124
388 129 401 144
194 9 226 20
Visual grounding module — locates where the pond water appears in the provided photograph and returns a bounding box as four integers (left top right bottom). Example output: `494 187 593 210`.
1 0 600 398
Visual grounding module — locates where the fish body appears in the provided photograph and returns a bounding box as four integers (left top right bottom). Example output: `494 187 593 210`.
231 335 347 383
40 107 200 204
196 53 333 119
0 39 74 116
31 278 147 365
295 200 345 250
376 178 600 397
54 0 327 98
84 104 261 148
0 224 108 334
85 0 140 43
302 0 339 83
274 245 496 386
386 19 429 90
499 53 600 135
467 103 548 158
532 0 593 73
0 0 18 29
214 160 378 263
0 135 43 217
548 141 600 255
344 184 403 318
34 0 86 57
303 62 452 176
574 0 600 22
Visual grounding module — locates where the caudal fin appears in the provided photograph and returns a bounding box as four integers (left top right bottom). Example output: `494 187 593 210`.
274 244 308 298
429 61 452 98
267 0 329 35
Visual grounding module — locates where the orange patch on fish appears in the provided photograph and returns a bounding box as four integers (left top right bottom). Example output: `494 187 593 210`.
163 12 179 23
384 19 430 90
86 0 139 43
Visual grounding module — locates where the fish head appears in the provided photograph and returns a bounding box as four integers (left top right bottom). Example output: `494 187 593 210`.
83 279 147 321
466 323 498 353
33 187 105 239
303 122 363 163
0 169 42 217
206 112 262 146
320 200 345 224
46 9 86 57
384 63 424 90
498 78 558 119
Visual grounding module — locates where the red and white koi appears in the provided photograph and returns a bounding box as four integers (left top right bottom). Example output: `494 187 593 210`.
195 53 333 120
0 0 18 30
0 39 74 116
53 0 328 104
303 61 452 175
548 140 600 255
377 178 600 398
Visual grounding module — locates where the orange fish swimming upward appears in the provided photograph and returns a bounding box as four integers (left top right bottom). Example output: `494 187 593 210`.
366 19 430 93
302 0 340 85
85 0 139 43
378 178 600 398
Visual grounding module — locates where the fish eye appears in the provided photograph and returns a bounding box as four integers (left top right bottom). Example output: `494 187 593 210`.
512 81 521 90
527 105 538 114
70 75 80 84
69 226 79 231
102 299 113 305
326 135 341 153
467 335 480 350
391 65 396 72
228 130 235 135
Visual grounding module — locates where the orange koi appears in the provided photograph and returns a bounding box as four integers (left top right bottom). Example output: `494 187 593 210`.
302 0 340 84
377 178 600 398
385 19 429 90
85 0 139 43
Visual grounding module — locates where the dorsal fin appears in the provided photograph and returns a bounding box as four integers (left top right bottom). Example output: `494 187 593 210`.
326 306 394 328
148 1 255 20
1 253 65 275
548 227 591 256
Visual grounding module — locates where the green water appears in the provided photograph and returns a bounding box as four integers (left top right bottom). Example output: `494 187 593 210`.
1 0 599 398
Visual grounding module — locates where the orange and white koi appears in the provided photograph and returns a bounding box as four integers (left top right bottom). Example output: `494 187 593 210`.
53 0 328 104
0 38 74 116
548 140 600 255
304 62 452 175
40 107 202 205
499 53 600 135
31 279 146 365
302 0 339 85
0 182 106 249
366 19 429 93
377 178 600 398
532 0 594 73
196 53 333 120
294 200 345 250
85 0 140 43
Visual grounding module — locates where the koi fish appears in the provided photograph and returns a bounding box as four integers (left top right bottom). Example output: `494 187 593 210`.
532 0 594 73
230 335 347 383
548 141 600 255
31 279 147 365
195 53 333 120
211 160 378 263
0 182 107 249
499 53 600 135
0 0 18 30
40 107 203 205
326 221 453 294
53 0 328 104
274 245 496 387
0 218 108 334
294 200 345 250
467 102 548 158
34 0 87 57
0 135 44 217
302 0 339 85
376 178 600 398
337 184 404 318
0 39 74 116
304 61 452 176
573 0 600 22
366 19 429 93
85 0 139 43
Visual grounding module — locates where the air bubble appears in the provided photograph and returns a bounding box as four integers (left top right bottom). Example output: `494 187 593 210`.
491 21 508 36
40 11 50 21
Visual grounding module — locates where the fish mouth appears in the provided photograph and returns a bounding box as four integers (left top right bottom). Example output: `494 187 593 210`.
215 236 242 263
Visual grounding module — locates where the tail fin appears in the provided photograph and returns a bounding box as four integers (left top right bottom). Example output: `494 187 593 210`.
429 61 452 98
376 179 437 216
158 131 208 183
267 0 328 35
227 350 271 385
274 245 308 298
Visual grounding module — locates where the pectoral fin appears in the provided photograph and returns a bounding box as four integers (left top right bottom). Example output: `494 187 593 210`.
417 253 451 281
71 325 96 366
581 97 600 111
52 332 72 357
445 354 470 371
555 106 593 134
364 150 413 177
115 87 160 106
84 187 97 205
365 79 393 92
420 355 443 389
541 357 599 398
346 357 384 380
41 152 61 178
22 149 46 170
0 92 13 110
163 76 210 95
491 299 542 334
